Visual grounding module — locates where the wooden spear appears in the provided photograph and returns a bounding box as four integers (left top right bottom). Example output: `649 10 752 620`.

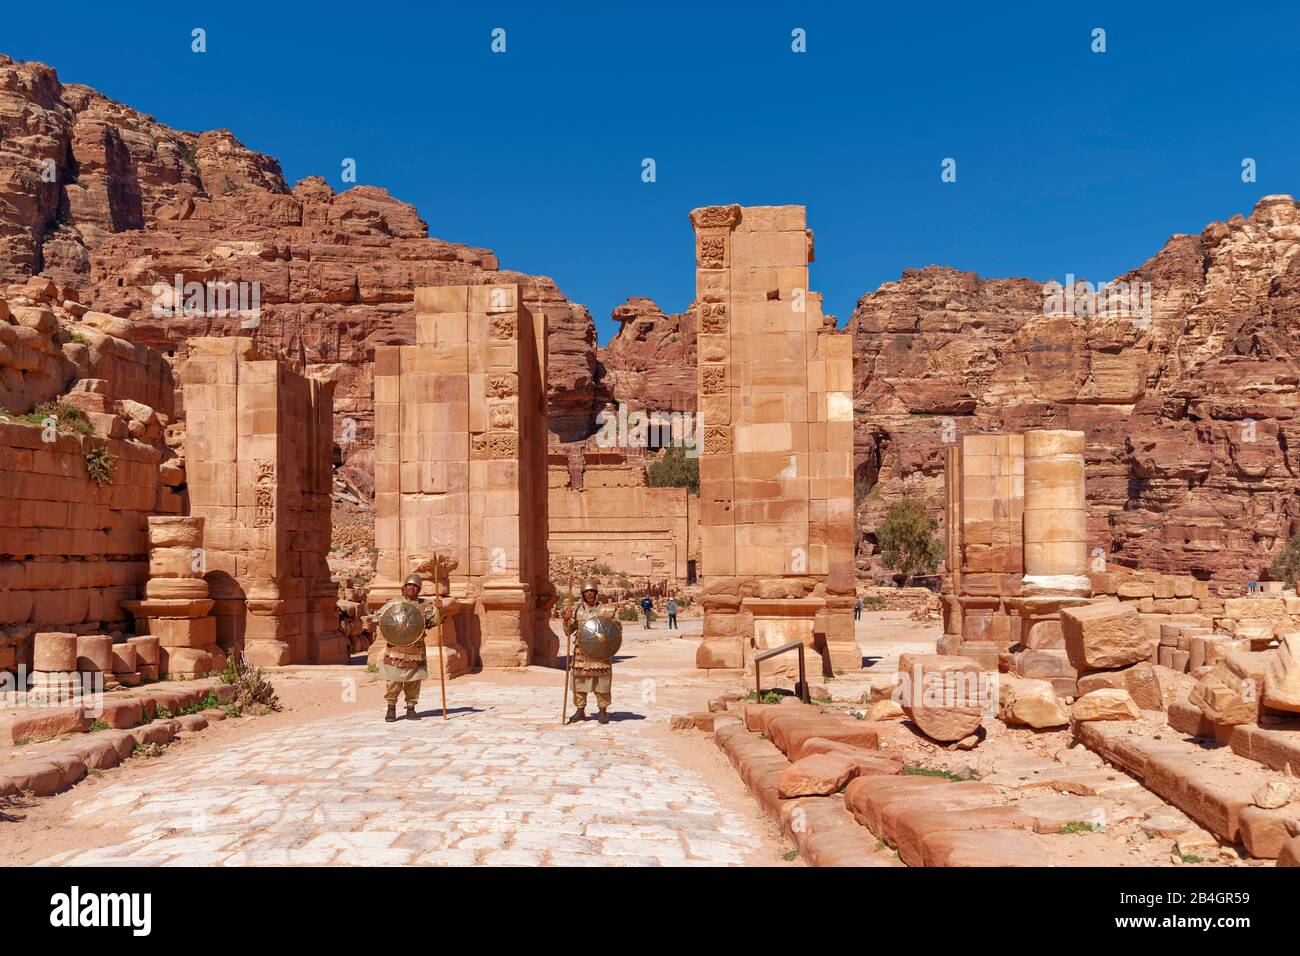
433 551 448 720
561 562 574 725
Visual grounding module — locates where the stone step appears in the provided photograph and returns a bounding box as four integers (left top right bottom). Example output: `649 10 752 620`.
1076 718 1300 858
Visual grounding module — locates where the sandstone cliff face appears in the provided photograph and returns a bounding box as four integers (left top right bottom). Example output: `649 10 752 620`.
852 195 1300 590
598 296 696 415
0 55 603 454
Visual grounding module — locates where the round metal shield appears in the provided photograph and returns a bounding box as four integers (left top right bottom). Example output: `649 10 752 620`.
379 600 426 647
577 615 623 661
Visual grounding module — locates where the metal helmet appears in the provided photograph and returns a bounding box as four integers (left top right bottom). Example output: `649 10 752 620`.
577 615 623 661
403 573 423 590
580 577 600 596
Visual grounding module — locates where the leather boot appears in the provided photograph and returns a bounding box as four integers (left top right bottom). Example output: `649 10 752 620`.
568 707 586 724
597 708 609 725
406 705 420 720
384 704 397 722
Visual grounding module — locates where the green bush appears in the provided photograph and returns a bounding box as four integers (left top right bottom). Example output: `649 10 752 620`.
1270 532 1300 588
876 497 943 579
85 446 115 486
647 446 699 494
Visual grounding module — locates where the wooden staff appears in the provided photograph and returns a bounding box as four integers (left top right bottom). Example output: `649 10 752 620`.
433 551 448 720
561 564 574 725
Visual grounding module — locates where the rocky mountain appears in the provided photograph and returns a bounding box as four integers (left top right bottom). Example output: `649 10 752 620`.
597 296 696 415
0 54 603 459
852 195 1300 590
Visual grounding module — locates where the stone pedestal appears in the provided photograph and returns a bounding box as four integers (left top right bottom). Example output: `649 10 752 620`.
743 597 825 682
123 516 223 679
479 581 532 669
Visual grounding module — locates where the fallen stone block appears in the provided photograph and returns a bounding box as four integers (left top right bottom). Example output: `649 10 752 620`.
1277 836 1300 866
128 721 178 748
779 754 858 798
1189 660 1261 727
1077 661 1164 710
1072 688 1141 721
1239 805 1299 860
896 653 987 743
176 714 209 733
999 675 1070 729
1264 632 1300 714
1062 602 1151 670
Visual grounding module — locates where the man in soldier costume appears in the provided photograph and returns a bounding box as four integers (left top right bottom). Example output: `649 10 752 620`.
566 577 616 724
373 573 443 722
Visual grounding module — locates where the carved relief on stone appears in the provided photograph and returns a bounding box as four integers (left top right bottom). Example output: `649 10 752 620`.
689 205 742 229
700 364 728 395
703 425 731 456
471 432 520 460
488 402 515 430
486 373 517 399
254 461 276 527
697 235 726 270
488 312 517 340
700 302 728 334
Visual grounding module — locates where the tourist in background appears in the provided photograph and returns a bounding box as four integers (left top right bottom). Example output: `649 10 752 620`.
640 594 653 629
854 595 862 621
666 596 678 629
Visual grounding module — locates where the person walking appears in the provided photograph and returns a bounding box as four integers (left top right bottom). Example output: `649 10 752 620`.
854 595 863 621
640 594 653 629
666 596 678 630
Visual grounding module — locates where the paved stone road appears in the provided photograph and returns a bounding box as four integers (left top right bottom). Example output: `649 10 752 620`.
36 679 758 867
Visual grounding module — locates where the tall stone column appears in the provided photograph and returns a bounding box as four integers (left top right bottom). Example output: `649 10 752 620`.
1012 429 1091 650
370 283 553 670
691 204 858 676
182 338 346 667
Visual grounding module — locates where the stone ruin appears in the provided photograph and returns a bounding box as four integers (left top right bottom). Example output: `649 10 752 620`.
690 204 858 677
181 337 345 666
366 283 556 673
547 440 697 591
0 275 342 689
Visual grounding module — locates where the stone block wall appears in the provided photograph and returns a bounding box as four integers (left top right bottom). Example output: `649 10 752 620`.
0 419 172 673
181 337 343 666
370 283 555 669
691 204 857 675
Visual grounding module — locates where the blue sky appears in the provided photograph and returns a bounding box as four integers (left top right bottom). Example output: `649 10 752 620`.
5 1 1298 342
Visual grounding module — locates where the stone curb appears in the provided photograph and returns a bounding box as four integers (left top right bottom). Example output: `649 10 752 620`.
1 681 235 801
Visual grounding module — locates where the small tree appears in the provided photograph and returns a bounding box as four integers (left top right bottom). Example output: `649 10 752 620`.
1270 533 1300 588
876 497 943 580
647 446 699 494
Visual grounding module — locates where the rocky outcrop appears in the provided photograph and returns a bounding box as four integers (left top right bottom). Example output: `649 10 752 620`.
852 195 1300 590
0 55 603 457
598 296 696 414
